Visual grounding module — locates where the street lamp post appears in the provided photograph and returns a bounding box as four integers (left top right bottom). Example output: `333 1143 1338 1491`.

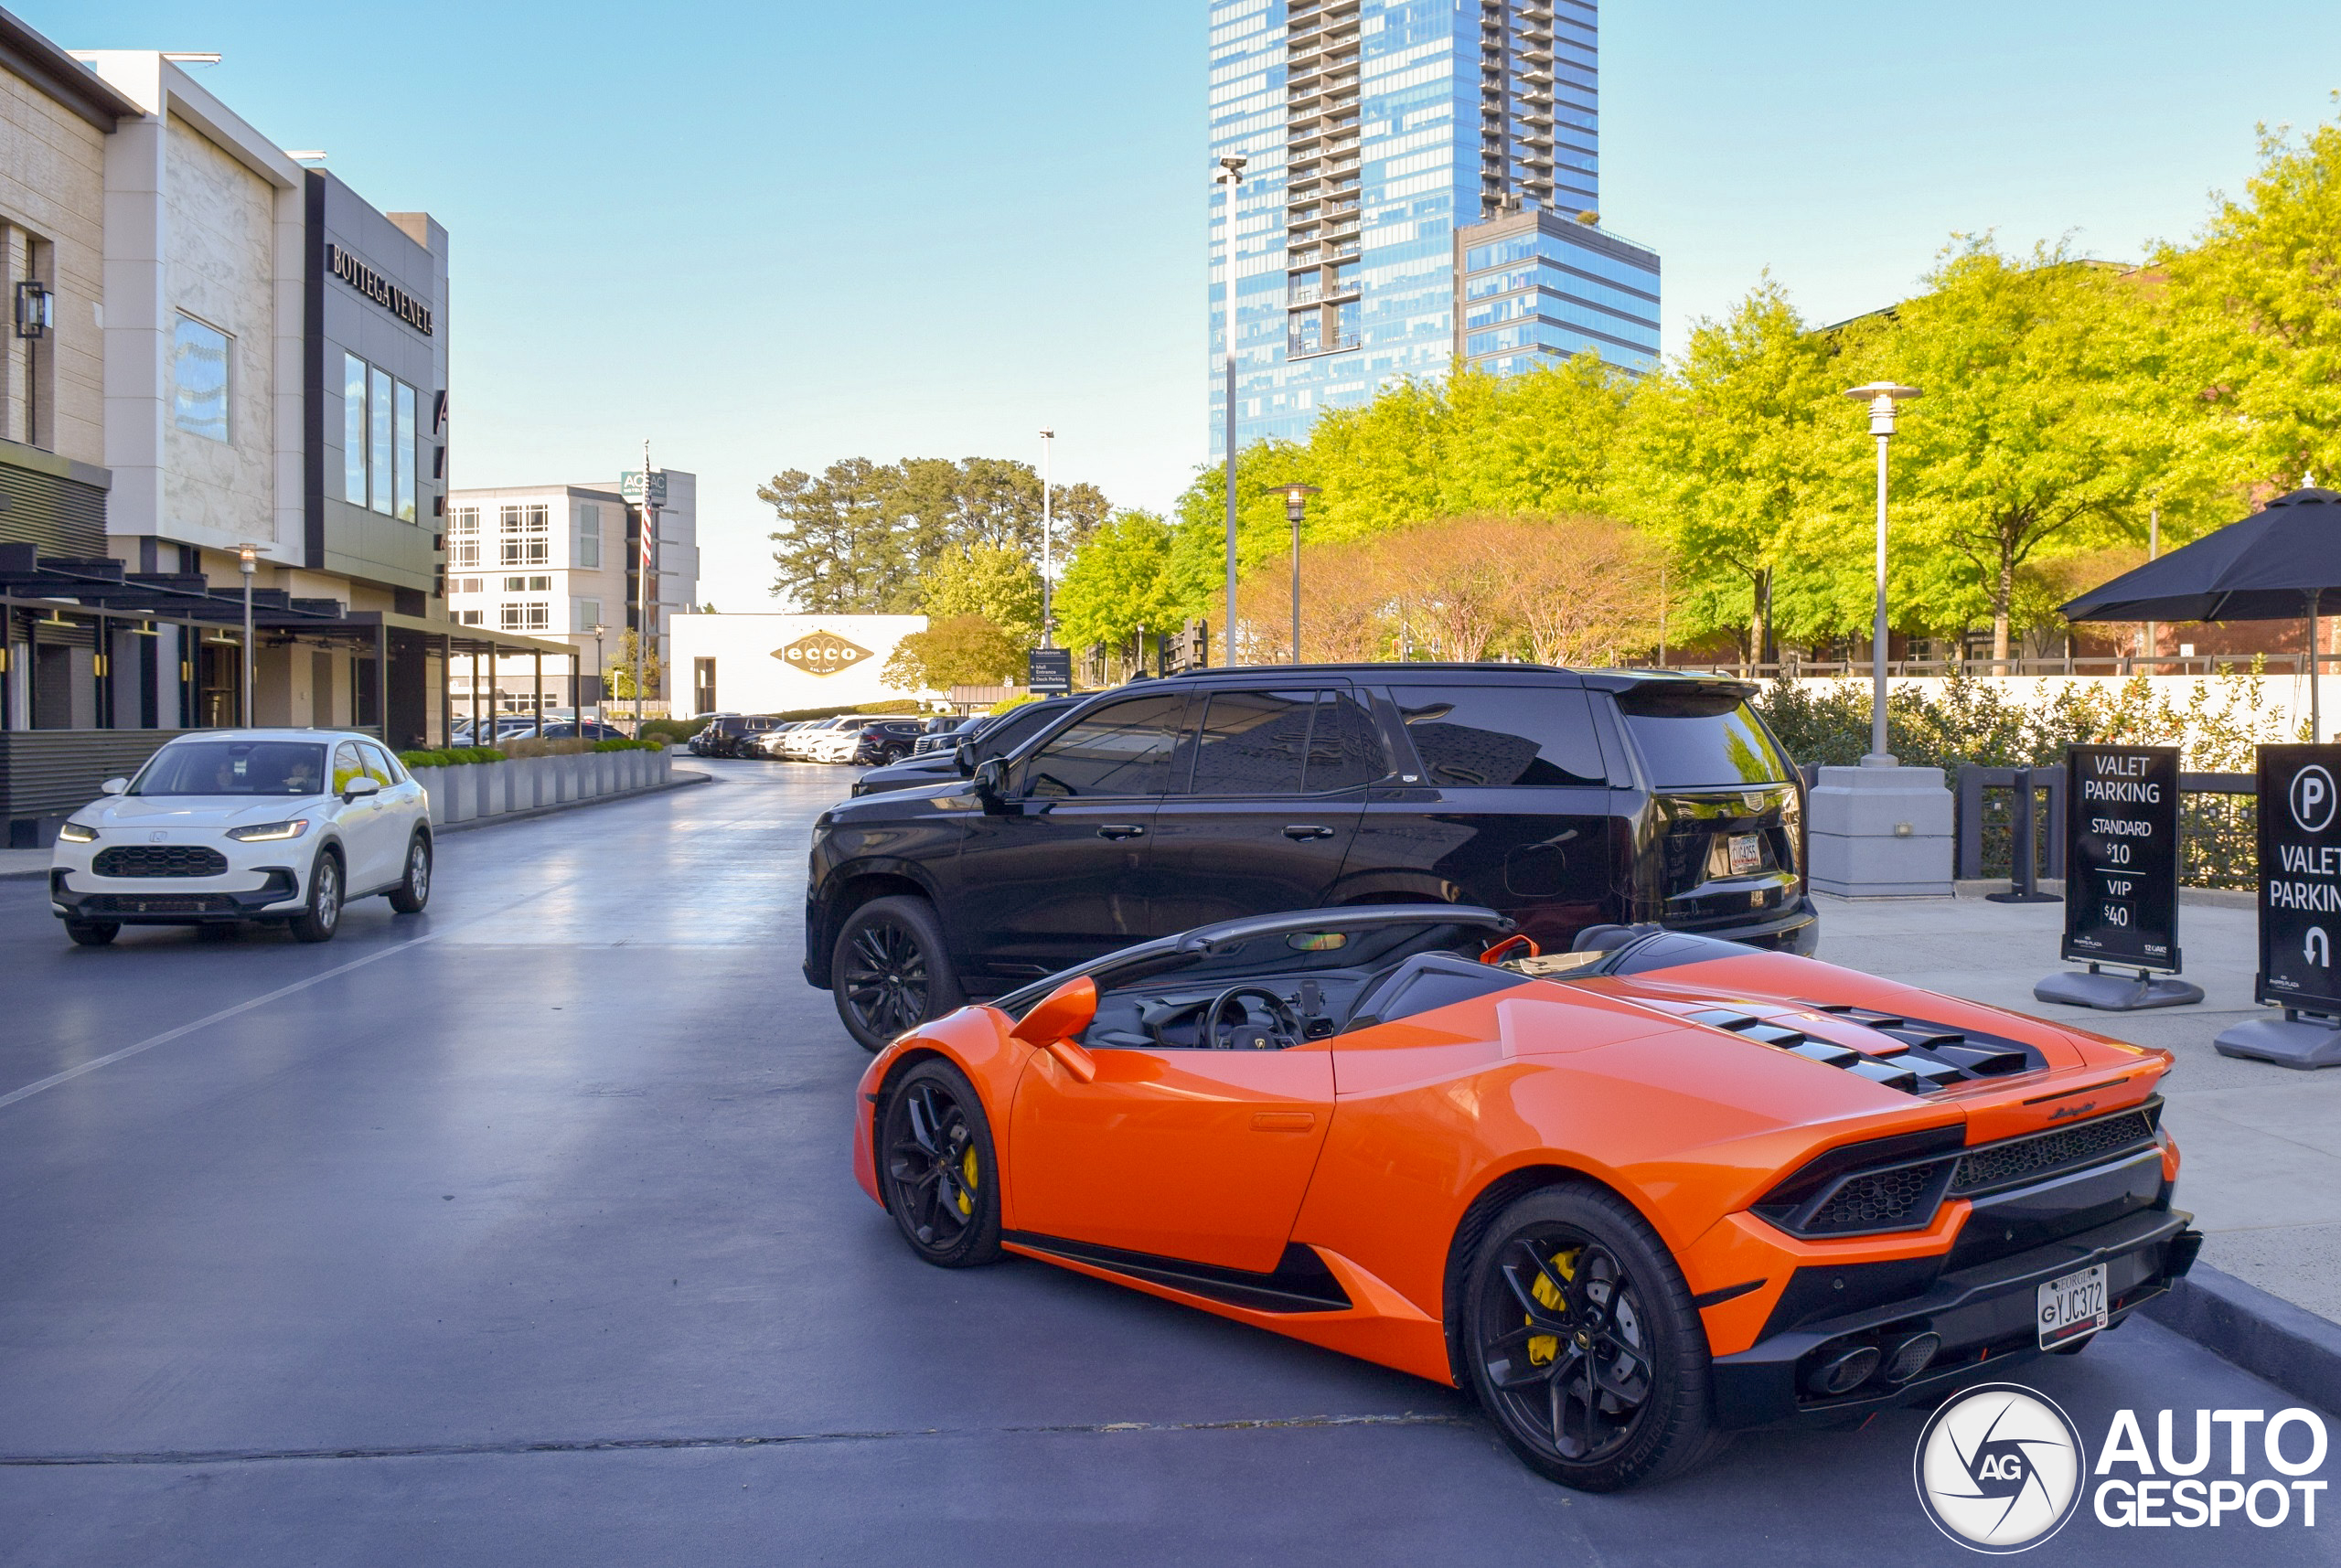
1216 155 1246 667
1276 485 1320 663
1841 383 1920 764
592 622 606 727
1039 429 1054 648
232 543 268 726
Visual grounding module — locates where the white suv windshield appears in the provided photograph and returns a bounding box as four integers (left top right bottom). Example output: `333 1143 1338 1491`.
132 741 330 796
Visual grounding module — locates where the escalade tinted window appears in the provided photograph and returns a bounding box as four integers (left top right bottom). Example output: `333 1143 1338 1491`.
1021 693 1188 797
1184 689 1313 795
1307 690 1386 790
1620 697 1790 787
1388 684 1605 787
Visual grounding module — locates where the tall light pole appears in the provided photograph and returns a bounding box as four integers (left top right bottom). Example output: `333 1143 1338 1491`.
1216 155 1246 667
1276 485 1319 663
1842 382 1920 764
592 622 606 725
635 439 655 736
1039 428 1054 648
232 542 268 726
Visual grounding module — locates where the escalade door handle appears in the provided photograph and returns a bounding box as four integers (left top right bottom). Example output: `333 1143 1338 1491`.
1096 824 1147 840
1283 825 1335 840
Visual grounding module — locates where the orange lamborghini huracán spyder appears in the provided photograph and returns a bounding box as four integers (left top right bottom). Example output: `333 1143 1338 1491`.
850 905 2198 1492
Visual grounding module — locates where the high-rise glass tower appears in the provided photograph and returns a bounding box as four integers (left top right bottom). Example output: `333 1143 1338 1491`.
1207 0 1658 456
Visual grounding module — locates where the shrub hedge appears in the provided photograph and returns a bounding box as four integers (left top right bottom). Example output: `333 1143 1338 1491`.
397 747 505 768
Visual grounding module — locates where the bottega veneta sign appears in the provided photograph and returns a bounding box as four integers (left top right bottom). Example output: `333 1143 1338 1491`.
326 244 433 336
773 630 871 677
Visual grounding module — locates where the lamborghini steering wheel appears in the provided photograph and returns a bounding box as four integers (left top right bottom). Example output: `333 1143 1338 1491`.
1203 986 1303 1051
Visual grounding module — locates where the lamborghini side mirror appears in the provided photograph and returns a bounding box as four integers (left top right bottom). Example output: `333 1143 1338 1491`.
1009 975 1098 1082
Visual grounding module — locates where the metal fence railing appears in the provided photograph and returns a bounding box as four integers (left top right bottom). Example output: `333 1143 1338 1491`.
1951 764 2257 891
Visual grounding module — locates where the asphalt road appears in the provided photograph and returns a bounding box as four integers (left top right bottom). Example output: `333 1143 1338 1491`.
1 760 2335 1565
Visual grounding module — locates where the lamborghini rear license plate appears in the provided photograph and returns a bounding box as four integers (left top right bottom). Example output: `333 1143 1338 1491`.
1727 833 1762 876
2038 1264 2108 1349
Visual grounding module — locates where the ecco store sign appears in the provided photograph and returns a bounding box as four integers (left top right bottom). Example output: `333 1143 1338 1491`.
1914 1385 2330 1552
327 244 433 336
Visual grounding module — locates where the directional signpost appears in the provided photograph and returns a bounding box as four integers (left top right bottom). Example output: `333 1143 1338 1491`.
2219 744 2341 1067
1027 646 1073 698
2035 744 2203 1009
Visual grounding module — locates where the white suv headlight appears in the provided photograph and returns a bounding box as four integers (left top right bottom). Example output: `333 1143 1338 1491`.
57 821 96 843
226 818 311 842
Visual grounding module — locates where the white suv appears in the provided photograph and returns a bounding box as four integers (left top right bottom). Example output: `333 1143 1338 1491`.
48 729 433 946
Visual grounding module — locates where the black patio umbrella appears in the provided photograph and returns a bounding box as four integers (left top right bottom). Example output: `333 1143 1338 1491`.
2062 484 2341 737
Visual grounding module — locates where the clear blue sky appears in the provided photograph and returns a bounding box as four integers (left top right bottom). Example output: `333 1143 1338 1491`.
39 1 2341 609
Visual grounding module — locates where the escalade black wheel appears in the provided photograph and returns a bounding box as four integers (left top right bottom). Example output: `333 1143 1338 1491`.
63 920 118 947
1462 1184 1726 1492
831 894 962 1052
877 1059 1002 1267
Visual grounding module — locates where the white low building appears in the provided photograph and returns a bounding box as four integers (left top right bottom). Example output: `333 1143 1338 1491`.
668 613 933 716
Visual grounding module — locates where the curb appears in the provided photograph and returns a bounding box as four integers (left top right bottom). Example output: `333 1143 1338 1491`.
0 770 713 877
431 769 711 837
2143 1263 2341 1413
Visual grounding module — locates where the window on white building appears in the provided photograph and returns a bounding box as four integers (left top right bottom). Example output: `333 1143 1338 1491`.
499 603 551 631
576 503 602 569
500 505 550 565
449 506 480 568
574 597 602 630
502 575 551 592
173 314 230 443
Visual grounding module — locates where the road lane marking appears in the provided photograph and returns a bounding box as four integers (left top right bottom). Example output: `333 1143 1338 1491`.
1 772 809 1113
0 1412 1474 1467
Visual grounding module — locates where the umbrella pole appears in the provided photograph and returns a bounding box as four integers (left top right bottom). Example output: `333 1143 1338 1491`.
2314 598 2324 744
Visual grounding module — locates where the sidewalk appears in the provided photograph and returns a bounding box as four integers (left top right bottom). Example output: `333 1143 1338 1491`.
1814 889 2341 1323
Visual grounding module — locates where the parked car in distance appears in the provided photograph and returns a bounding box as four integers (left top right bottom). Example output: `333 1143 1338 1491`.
785 716 858 762
686 715 738 756
697 714 783 757
848 720 927 766
807 664 1815 1049
910 715 974 756
533 720 626 741
48 729 433 946
850 696 1085 796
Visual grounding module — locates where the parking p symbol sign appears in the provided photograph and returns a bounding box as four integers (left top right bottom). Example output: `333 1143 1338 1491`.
2293 765 2336 833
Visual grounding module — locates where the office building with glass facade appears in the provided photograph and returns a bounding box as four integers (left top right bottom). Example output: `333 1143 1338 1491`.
1206 0 1652 455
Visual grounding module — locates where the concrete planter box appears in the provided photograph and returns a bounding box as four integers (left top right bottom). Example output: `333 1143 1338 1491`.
412 751 671 829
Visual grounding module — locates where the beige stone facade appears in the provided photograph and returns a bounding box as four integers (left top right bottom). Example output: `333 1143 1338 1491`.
158 112 277 544
0 51 110 469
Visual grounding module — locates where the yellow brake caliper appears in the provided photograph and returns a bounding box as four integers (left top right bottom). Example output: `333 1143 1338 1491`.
1526 1247 1580 1367
957 1147 978 1216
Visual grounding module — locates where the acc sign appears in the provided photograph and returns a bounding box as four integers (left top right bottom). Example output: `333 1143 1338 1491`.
773 630 871 677
1915 1384 2088 1552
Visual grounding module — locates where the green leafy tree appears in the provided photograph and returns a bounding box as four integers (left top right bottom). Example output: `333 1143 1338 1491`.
1619 281 1844 659
1847 242 2174 660
2160 108 2341 495
604 628 662 700
760 458 906 612
1053 510 1185 651
923 542 1042 645
881 614 1024 691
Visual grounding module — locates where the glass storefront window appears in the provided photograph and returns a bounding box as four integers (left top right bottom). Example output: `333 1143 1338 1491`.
344 355 369 506
369 367 394 515
394 381 417 522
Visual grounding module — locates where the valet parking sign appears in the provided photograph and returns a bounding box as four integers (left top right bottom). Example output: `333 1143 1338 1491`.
2257 745 2341 1011
2065 744 2182 972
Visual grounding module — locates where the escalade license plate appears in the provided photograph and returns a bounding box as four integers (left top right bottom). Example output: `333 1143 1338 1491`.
1727 833 1762 876
2038 1264 2108 1349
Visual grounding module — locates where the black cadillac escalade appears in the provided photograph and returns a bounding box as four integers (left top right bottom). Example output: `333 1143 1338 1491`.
805 665 1815 1049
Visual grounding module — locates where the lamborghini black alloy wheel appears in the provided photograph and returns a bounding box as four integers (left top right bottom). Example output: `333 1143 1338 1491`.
1479 1225 1653 1465
1462 1185 1723 1492
878 1061 1001 1267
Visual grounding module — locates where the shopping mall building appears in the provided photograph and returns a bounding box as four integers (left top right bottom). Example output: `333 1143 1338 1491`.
0 20 563 843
